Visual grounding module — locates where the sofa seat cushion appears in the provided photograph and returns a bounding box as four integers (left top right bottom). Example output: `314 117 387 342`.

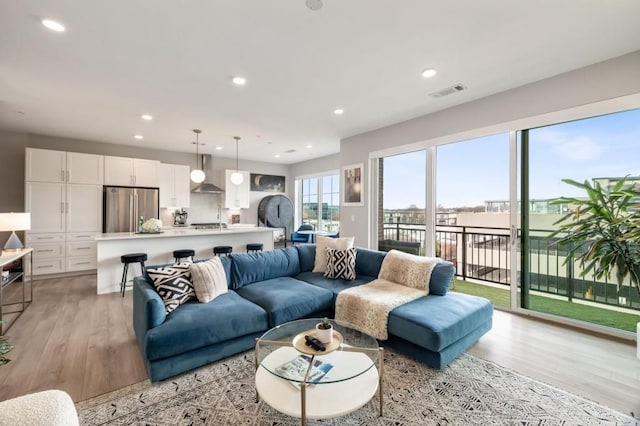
235 277 334 326
295 271 375 298
145 291 268 361
388 292 493 352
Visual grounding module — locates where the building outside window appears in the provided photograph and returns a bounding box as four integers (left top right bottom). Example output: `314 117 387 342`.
297 173 340 233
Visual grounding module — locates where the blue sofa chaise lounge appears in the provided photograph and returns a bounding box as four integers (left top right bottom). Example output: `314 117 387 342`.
133 245 493 382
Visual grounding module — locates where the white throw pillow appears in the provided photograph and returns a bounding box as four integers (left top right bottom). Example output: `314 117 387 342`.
378 249 441 292
313 236 355 273
189 258 228 303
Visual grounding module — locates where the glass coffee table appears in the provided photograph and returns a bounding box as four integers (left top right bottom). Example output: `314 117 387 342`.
254 318 383 425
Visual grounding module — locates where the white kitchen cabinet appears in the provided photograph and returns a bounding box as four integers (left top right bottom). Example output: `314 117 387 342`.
25 182 66 233
25 152 103 275
25 233 66 276
66 233 97 272
67 152 104 184
25 148 104 184
104 156 159 187
224 170 250 209
66 184 103 232
25 148 66 183
159 163 190 208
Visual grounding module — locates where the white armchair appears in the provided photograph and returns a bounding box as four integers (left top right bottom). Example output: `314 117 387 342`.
0 390 78 426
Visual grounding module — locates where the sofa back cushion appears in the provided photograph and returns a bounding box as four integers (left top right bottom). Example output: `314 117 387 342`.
429 261 456 295
355 247 387 277
296 244 316 272
231 247 301 288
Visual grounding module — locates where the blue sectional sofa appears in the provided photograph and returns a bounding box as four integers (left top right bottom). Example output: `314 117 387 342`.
133 245 493 382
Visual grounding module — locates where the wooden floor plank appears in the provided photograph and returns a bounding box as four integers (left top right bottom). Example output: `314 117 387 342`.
0 274 638 419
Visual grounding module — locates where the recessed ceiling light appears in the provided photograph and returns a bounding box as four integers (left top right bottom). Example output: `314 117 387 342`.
42 19 66 32
274 154 281 158
134 134 144 140
215 146 222 150
232 76 246 86
306 145 312 149
333 108 344 115
421 68 437 78
141 114 153 121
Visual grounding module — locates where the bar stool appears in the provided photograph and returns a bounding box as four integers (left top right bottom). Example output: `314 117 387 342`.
213 246 232 256
173 249 195 263
246 243 263 253
120 253 147 297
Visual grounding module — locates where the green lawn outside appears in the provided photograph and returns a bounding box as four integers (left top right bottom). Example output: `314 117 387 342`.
451 279 640 333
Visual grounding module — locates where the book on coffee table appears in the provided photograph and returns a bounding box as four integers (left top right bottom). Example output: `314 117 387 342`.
275 354 334 390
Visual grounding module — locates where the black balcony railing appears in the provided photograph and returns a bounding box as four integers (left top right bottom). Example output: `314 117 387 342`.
381 222 640 311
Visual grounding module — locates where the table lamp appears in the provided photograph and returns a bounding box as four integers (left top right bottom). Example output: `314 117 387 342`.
0 212 31 252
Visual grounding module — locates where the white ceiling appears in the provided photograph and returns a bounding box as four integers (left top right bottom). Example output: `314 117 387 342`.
1 1 639 165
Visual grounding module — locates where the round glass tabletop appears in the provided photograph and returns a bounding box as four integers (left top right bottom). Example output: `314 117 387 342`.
256 318 380 385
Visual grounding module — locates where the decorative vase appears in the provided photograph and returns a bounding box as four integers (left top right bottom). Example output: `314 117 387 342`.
315 322 333 344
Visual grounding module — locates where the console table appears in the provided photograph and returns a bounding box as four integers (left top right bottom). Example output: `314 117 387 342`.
1 248 33 334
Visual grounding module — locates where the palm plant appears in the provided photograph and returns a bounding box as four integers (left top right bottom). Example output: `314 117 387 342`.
549 177 640 298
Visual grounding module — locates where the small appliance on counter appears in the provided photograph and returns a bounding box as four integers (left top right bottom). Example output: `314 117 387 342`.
172 208 188 227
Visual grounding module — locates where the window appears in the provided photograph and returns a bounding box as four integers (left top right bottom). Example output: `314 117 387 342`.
297 173 340 232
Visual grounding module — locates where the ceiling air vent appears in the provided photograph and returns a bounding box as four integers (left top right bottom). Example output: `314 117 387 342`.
429 84 467 99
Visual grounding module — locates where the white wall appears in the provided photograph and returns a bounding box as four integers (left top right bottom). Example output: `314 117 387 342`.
339 50 640 247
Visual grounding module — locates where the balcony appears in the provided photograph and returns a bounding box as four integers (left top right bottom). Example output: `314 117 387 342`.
381 222 640 332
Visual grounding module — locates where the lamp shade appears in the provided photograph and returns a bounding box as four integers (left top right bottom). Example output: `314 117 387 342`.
0 212 30 251
0 212 31 232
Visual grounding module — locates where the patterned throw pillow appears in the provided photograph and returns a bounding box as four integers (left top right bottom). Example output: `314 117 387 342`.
147 261 195 314
324 247 357 280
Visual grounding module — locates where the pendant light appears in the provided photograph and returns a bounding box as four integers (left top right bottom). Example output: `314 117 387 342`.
190 129 205 183
230 136 244 185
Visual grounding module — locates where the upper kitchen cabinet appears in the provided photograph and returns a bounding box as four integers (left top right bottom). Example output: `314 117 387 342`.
26 148 104 184
67 152 104 184
104 156 159 187
224 169 250 209
159 163 190 208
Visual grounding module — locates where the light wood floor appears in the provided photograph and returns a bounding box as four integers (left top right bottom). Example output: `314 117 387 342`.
1 274 638 419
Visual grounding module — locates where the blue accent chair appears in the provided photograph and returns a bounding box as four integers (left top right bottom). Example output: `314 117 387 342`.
290 224 314 244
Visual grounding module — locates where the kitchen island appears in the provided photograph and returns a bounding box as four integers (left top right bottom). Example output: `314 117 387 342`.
95 227 275 294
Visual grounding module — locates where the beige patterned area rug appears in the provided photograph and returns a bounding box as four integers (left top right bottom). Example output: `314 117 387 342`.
76 349 637 425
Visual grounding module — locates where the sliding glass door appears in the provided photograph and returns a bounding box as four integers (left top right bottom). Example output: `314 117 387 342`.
520 108 640 332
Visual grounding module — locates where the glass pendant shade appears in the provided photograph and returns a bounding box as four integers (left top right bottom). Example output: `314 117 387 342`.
232 136 243 185
190 169 205 183
190 129 205 183
230 171 244 185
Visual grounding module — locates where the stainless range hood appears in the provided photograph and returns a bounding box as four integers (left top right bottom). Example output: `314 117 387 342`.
191 154 225 193
192 182 224 193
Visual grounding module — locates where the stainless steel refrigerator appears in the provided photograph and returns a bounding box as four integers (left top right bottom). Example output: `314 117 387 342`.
103 186 159 233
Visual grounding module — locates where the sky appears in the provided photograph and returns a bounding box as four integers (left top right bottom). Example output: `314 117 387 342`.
383 108 640 209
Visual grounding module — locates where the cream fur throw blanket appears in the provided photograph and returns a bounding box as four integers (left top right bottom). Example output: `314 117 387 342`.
335 279 427 340
335 250 441 340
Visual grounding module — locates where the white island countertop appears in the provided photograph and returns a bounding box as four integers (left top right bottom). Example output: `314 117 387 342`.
95 226 274 241
95 226 275 294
